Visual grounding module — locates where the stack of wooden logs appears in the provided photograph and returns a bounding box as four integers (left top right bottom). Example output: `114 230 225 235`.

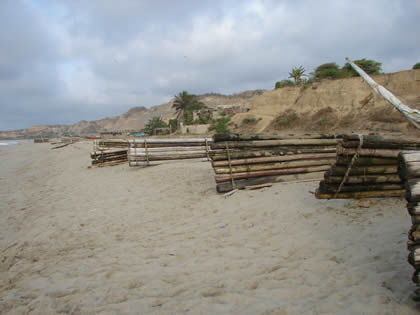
399 151 420 294
95 139 129 148
128 138 212 166
34 138 49 143
315 135 420 199
209 134 340 193
90 139 128 167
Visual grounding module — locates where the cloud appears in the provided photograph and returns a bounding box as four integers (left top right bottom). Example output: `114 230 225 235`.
0 0 419 130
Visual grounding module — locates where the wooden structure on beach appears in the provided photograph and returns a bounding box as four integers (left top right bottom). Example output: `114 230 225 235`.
209 134 340 193
90 139 128 167
128 138 212 166
34 137 49 143
314 135 420 199
399 152 420 297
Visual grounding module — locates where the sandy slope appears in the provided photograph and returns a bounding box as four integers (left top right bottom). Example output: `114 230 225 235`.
0 142 419 314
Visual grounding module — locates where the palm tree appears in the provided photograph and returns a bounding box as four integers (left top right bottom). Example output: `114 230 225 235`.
288 66 306 85
172 91 195 129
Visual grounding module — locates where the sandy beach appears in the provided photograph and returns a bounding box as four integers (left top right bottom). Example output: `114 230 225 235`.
0 141 419 314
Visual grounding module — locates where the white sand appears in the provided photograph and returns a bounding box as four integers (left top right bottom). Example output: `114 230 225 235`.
0 141 419 314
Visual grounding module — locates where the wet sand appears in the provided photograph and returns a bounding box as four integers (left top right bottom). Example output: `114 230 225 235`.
0 141 419 314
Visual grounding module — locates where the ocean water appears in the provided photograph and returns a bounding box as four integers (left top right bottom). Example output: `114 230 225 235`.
0 141 19 146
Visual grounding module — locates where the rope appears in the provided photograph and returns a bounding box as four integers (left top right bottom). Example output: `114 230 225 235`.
205 138 210 161
225 141 236 189
333 135 364 198
144 138 150 166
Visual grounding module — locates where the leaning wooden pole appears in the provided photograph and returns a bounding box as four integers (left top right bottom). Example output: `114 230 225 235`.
345 57 420 129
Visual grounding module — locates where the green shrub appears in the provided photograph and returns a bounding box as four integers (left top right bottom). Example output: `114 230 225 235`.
314 63 342 80
242 117 257 124
215 117 231 134
413 63 420 70
275 110 298 127
168 119 177 132
342 58 382 76
275 80 294 89
144 117 168 134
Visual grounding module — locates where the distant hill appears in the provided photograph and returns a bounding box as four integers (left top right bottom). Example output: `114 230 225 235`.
1 70 419 139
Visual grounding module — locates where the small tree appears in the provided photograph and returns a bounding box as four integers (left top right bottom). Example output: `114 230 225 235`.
314 62 341 80
275 79 294 89
172 91 206 128
215 117 231 134
342 58 382 76
144 116 168 135
413 63 420 70
288 66 306 85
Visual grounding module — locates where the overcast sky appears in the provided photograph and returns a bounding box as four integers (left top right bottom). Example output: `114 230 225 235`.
0 0 419 130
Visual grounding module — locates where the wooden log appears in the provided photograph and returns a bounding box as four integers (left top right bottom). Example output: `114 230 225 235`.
130 142 209 148
408 202 420 216
91 160 127 167
216 172 325 193
324 174 401 184
326 165 398 176
412 271 420 285
212 153 336 167
341 141 420 150
318 181 404 193
409 225 420 242
214 165 331 183
405 180 420 202
129 137 211 143
214 159 336 174
407 239 420 252
336 146 401 158
344 134 420 145
315 189 404 199
129 150 206 156
335 156 397 166
210 147 337 161
129 146 207 153
210 139 338 149
398 152 420 180
129 152 207 161
408 250 420 267
214 133 340 142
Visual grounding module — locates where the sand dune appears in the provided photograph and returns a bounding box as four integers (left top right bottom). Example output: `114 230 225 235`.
0 141 419 314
